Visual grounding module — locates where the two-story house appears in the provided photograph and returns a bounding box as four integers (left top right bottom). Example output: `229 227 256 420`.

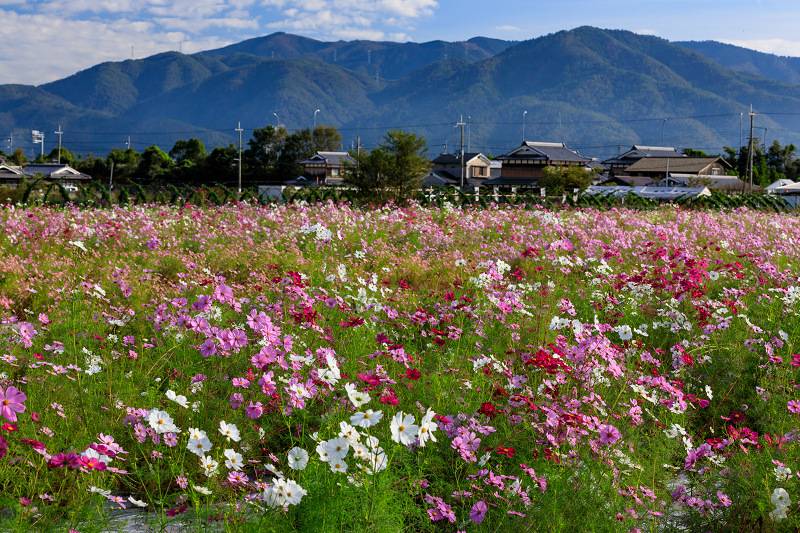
296 151 357 186
487 141 590 187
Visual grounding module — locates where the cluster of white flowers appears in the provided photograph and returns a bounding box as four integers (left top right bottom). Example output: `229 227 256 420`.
769 488 791 521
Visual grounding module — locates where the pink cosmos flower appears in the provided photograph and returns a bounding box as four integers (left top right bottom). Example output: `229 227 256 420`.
0 386 26 422
470 501 488 523
788 400 800 414
245 401 263 419
598 424 621 445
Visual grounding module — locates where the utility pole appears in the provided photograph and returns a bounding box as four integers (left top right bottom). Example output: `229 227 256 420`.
467 116 471 153
6 133 11 153
457 115 466 188
662 118 667 146
126 136 130 150
356 136 361 156
109 161 114 192
748 105 755 193
522 110 528 143
55 125 63 164
236 122 243 200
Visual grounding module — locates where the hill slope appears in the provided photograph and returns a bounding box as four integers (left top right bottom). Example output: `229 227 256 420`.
2 28 800 160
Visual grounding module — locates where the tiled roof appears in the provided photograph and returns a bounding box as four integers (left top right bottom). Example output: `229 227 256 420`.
298 151 355 166
624 157 728 173
497 142 589 163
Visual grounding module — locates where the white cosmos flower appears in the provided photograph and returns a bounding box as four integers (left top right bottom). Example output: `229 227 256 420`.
350 409 383 428
224 448 244 471
365 451 389 474
344 382 371 407
193 485 212 495
329 460 348 473
324 437 349 461
200 455 219 477
128 496 147 507
187 427 208 441
218 421 241 442
187 437 212 457
775 466 792 482
390 412 419 445
316 441 331 462
165 390 189 408
616 325 633 341
282 479 307 506
771 487 791 508
338 421 361 444
287 447 309 470
417 409 438 447
146 409 180 434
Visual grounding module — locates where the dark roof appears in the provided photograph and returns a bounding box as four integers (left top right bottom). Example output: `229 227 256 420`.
422 172 458 187
22 164 90 179
431 152 487 165
601 175 655 187
483 176 539 186
497 142 589 163
298 151 355 166
604 145 685 165
624 157 730 174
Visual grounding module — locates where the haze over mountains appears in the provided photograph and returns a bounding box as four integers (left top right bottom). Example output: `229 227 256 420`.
3 26 800 161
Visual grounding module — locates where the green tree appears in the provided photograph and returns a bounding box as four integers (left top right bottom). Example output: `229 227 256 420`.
46 147 77 165
681 148 710 157
169 138 207 166
343 130 429 205
107 147 142 180
73 154 110 178
538 165 596 192
10 147 27 166
244 125 288 179
136 145 174 182
201 144 238 185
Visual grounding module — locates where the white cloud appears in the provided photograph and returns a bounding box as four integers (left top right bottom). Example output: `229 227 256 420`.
494 25 521 32
721 38 800 58
634 29 658 36
0 9 230 84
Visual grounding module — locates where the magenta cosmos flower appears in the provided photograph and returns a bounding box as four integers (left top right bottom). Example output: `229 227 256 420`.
788 400 800 414
598 424 621 445
0 386 26 422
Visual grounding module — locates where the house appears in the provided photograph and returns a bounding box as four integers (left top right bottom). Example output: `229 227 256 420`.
297 151 356 186
599 175 656 187
0 163 91 189
429 152 492 187
660 173 750 192
603 145 686 175
489 141 590 187
622 157 732 183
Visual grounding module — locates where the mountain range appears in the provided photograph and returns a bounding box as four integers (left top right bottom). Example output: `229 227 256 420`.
3 27 800 162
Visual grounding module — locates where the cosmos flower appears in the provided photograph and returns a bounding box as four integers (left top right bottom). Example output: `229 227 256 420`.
0 386 26 423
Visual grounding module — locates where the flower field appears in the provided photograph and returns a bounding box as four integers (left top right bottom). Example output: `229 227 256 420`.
0 201 798 532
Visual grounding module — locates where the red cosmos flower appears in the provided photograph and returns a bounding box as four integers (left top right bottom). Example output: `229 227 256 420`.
21 438 46 450
497 446 517 459
479 402 500 419
166 505 188 517
357 373 381 386
403 368 421 381
1 423 19 432
340 317 364 328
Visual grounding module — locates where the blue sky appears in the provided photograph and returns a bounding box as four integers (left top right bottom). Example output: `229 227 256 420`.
2 0 800 85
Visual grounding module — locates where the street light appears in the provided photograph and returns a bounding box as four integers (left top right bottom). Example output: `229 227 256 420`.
273 113 280 128
661 118 667 146
314 109 320 130
522 110 527 143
